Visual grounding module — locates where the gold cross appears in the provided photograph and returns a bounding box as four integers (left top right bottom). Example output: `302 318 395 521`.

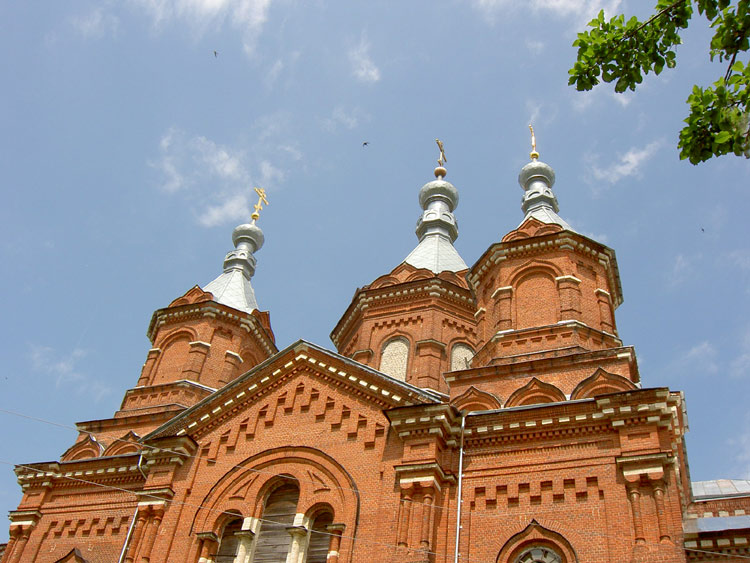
251 187 269 220
529 125 539 160
436 138 447 168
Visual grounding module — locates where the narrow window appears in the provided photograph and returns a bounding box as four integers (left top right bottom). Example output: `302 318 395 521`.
450 343 474 371
305 512 334 563
215 517 243 563
253 481 300 562
380 338 409 381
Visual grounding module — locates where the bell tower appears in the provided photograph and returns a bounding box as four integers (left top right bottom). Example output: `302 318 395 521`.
332 141 479 394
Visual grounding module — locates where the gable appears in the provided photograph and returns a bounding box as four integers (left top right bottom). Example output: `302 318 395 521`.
146 340 443 442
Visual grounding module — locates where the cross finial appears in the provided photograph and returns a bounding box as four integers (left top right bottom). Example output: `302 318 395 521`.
251 187 269 221
529 125 539 160
436 138 447 167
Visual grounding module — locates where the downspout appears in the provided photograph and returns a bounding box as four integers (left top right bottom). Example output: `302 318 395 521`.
453 414 466 563
118 452 147 563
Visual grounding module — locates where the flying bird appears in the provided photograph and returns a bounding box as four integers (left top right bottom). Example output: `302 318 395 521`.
213 50 218 58
701 228 705 233
362 141 369 147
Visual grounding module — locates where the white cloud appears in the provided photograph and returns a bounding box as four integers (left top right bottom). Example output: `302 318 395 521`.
30 346 111 401
473 0 622 26
586 140 662 186
322 106 368 132
685 341 719 374
730 327 750 378
151 126 295 227
666 253 701 288
131 0 271 55
727 249 750 272
525 40 545 55
349 34 381 83
69 8 120 38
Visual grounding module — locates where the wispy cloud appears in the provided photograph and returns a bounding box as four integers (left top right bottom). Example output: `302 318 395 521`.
525 39 545 55
30 345 111 402
730 327 750 378
728 412 750 478
69 8 120 38
322 106 369 132
685 341 719 374
152 125 296 227
586 140 662 187
132 0 272 55
473 0 622 26
667 252 701 288
349 33 381 83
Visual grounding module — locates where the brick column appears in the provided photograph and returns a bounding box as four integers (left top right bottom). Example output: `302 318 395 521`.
652 479 671 542
182 341 211 381
397 489 414 547
556 275 582 321
140 506 164 562
138 348 161 386
492 286 513 331
595 289 614 333
325 524 345 563
125 510 149 563
218 350 243 386
7 526 30 563
419 490 434 550
196 532 219 563
626 483 646 545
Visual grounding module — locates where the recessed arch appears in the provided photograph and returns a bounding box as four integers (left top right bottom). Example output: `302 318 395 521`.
570 368 637 400
451 386 502 413
102 431 140 457
496 520 578 563
450 342 475 371
379 336 410 381
61 435 104 462
505 378 566 408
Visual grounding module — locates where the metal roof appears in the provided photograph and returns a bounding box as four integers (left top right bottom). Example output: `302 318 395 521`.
684 515 750 534
403 233 468 273
692 479 750 500
204 269 258 314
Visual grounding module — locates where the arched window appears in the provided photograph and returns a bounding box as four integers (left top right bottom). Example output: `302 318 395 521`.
515 546 562 563
253 481 300 562
379 338 409 381
306 511 334 563
216 517 244 562
451 343 474 371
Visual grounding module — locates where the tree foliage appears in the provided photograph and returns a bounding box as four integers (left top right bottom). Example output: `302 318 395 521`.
568 0 750 164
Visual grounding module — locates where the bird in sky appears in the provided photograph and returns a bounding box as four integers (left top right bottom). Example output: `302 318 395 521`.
362 141 369 147
213 50 218 58
701 228 705 232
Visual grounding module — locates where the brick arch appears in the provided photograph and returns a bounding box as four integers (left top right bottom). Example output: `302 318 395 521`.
377 333 412 382
451 386 502 413
406 270 436 282
505 378 566 408
570 368 637 400
192 446 359 538
369 275 400 289
61 435 104 461
496 519 578 563
102 431 141 457
151 328 197 385
509 262 562 329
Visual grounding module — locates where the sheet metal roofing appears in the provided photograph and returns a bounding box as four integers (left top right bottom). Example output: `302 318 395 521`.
692 479 750 499
203 269 258 314
684 515 750 534
403 233 468 273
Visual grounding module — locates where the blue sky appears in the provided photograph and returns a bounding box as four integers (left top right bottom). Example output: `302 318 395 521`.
1 0 749 543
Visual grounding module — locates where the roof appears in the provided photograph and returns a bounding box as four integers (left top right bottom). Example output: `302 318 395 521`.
684 515 750 534
692 479 750 500
403 233 468 273
203 269 258 314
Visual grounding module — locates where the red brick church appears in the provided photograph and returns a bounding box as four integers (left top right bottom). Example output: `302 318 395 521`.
2 143 749 563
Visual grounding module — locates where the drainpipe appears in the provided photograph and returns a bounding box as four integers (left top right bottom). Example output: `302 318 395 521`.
119 451 147 563
453 415 465 563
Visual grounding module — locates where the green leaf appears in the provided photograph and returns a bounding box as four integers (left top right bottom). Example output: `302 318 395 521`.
715 130 732 142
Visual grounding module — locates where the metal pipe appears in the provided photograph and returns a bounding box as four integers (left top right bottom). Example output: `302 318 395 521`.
118 506 139 563
453 415 465 563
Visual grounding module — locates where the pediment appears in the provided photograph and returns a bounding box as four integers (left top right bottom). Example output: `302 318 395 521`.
61 435 104 462
571 368 637 400
451 386 502 413
146 340 443 442
54 548 89 563
505 377 566 408
502 217 563 242
168 285 214 308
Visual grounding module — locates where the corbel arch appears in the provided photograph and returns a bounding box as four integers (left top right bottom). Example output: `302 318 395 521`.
496 519 578 563
570 368 637 400
451 386 502 413
505 378 566 408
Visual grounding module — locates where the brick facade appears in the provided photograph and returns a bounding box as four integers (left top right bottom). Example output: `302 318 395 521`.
3 161 749 563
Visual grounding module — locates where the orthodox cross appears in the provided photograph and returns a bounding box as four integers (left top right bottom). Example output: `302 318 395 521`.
436 138 447 167
529 125 539 160
251 187 269 221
